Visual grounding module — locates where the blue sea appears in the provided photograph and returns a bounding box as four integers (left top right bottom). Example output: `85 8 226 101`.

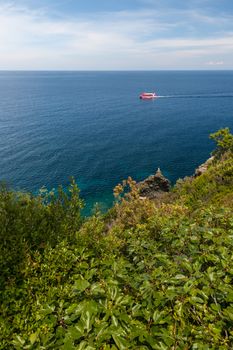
1 71 233 214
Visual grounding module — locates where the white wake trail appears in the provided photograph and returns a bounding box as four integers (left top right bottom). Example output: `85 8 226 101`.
156 93 233 99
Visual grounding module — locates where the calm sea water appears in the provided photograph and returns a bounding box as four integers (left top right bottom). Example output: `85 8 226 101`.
1 71 233 213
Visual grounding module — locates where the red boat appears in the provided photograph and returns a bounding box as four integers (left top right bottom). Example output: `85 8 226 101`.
139 92 157 100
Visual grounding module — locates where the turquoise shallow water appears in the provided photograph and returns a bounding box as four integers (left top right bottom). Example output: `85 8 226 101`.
0 71 233 213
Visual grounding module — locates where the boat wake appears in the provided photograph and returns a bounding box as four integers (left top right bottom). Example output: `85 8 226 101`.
157 93 233 99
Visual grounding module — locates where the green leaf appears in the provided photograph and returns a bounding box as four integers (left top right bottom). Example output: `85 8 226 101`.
190 296 204 304
12 336 26 347
29 332 38 345
174 274 187 280
62 338 75 350
153 310 162 324
73 279 90 293
67 326 83 341
65 303 79 315
112 315 119 327
112 334 128 350
81 310 92 332
90 282 105 295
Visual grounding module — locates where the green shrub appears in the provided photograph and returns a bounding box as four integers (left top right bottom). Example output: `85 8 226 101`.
210 127 233 157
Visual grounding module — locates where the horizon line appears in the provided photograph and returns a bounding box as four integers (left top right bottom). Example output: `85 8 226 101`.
1 69 233 72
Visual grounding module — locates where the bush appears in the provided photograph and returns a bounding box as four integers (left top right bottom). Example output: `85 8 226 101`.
210 127 233 157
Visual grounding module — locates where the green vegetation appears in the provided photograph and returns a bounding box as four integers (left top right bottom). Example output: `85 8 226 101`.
210 128 233 158
1 129 233 349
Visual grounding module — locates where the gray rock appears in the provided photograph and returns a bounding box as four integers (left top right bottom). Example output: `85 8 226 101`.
138 168 171 199
194 156 214 177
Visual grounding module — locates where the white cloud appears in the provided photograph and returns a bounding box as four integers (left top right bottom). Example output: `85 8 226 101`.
0 3 233 69
206 60 224 66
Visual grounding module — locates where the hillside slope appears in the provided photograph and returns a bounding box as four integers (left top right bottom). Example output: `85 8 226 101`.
1 129 233 349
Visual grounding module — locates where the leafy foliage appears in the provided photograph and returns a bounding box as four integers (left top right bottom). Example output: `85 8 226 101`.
210 127 233 157
1 130 233 349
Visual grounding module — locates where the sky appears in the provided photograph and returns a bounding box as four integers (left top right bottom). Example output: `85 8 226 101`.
0 0 233 70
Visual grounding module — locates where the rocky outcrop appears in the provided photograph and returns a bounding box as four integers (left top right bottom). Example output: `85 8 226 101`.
194 156 214 177
136 156 213 200
138 168 171 199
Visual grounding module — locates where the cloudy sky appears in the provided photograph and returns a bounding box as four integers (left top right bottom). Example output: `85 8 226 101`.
0 0 233 70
